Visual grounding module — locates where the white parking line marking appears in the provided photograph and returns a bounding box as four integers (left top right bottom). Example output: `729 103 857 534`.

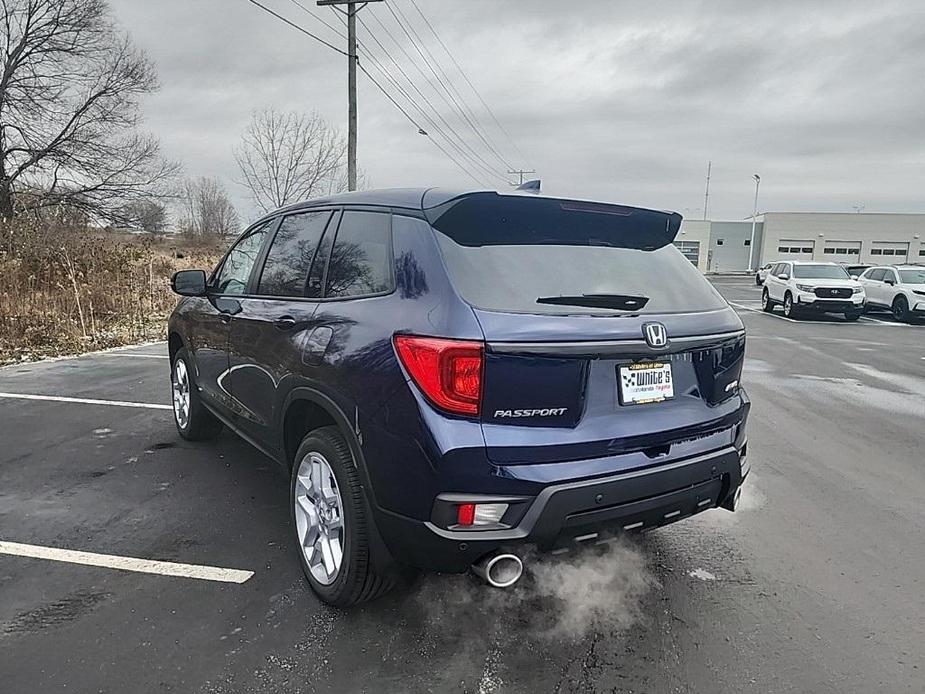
728 301 911 327
0 392 171 410
0 340 168 371
0 541 254 583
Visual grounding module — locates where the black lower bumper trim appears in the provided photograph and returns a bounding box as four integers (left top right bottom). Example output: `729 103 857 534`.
375 443 746 573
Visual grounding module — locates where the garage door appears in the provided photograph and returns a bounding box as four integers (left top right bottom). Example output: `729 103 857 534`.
868 241 909 263
776 239 815 259
674 240 700 266
822 241 861 258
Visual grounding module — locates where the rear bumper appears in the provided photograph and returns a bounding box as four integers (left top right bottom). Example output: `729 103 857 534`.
376 440 748 573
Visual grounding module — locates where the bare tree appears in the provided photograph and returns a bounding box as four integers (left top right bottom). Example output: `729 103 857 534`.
0 0 178 222
234 108 347 214
120 198 167 233
179 177 239 239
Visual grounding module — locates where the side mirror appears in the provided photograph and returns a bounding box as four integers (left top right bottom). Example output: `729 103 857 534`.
171 269 207 297
885 278 895 286
779 273 790 280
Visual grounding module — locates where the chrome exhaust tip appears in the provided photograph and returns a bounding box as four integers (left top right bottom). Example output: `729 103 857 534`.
471 553 524 588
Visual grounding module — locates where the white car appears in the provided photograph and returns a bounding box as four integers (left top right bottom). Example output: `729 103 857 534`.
858 265 925 323
761 261 866 320
755 262 774 286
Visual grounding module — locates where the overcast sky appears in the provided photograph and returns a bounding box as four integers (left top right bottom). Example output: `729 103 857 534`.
110 0 925 222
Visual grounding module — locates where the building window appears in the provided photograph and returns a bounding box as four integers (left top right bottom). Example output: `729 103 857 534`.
744 239 751 246
871 249 883 255
716 239 724 246
823 248 835 254
777 246 788 253
920 249 925 257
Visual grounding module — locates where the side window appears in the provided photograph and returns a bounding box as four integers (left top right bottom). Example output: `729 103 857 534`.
867 269 885 282
886 269 898 284
213 222 272 295
257 211 332 297
323 211 393 298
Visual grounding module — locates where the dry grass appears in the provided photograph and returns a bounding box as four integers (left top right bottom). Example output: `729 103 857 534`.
0 220 222 365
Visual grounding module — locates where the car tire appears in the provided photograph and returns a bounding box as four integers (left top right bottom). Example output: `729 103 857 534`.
290 426 395 607
171 347 223 441
892 296 910 323
761 288 774 312
844 310 862 321
783 292 798 318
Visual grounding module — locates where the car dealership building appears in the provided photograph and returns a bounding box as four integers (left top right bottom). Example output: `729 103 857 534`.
676 212 925 273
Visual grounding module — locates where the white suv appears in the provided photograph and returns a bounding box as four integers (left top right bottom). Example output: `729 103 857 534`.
761 261 866 320
858 265 925 323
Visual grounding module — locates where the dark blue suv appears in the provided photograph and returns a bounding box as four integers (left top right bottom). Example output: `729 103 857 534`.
168 189 750 606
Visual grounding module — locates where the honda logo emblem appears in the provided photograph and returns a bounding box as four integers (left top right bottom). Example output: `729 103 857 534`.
643 322 669 349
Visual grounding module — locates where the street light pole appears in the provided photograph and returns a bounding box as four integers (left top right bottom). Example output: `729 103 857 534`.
318 0 383 191
748 174 761 271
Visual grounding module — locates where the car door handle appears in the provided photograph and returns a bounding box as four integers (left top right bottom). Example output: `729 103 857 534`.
274 316 297 331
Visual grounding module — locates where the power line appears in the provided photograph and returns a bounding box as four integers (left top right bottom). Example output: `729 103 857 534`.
386 0 515 172
254 0 489 185
284 0 346 40
405 0 532 168
246 0 347 55
337 9 491 185
357 62 485 186
362 5 511 185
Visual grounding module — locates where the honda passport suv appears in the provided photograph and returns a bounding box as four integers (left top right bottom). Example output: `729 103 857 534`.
168 189 751 606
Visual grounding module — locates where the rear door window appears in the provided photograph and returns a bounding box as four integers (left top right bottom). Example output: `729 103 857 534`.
866 269 885 282
429 194 723 315
257 210 332 297
323 211 393 299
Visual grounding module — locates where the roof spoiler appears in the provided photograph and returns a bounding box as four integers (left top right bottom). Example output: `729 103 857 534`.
425 192 683 250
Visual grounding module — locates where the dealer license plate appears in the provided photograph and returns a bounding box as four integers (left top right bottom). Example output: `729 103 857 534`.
618 362 674 405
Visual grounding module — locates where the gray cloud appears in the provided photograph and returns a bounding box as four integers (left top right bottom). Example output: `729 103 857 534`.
111 0 925 221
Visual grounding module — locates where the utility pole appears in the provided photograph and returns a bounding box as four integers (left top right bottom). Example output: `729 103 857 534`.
318 1 382 191
748 174 761 271
703 161 711 220
508 169 536 186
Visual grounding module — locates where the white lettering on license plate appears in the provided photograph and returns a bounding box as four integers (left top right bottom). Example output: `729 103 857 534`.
618 362 674 405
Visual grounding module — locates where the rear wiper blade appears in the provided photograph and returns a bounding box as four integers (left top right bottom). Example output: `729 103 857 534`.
536 294 650 310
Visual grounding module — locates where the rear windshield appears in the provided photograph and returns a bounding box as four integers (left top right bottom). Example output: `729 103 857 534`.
792 264 851 279
429 194 726 315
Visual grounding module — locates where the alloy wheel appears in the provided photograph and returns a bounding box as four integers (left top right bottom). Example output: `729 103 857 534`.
172 359 191 429
294 452 346 585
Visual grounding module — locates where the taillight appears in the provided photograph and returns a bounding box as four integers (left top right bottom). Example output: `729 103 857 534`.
393 335 484 416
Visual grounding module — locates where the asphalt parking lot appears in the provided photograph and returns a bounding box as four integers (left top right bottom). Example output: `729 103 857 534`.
1 275 924 693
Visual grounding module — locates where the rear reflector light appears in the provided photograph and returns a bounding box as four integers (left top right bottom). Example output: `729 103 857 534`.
394 335 484 416
455 503 508 528
457 503 476 526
